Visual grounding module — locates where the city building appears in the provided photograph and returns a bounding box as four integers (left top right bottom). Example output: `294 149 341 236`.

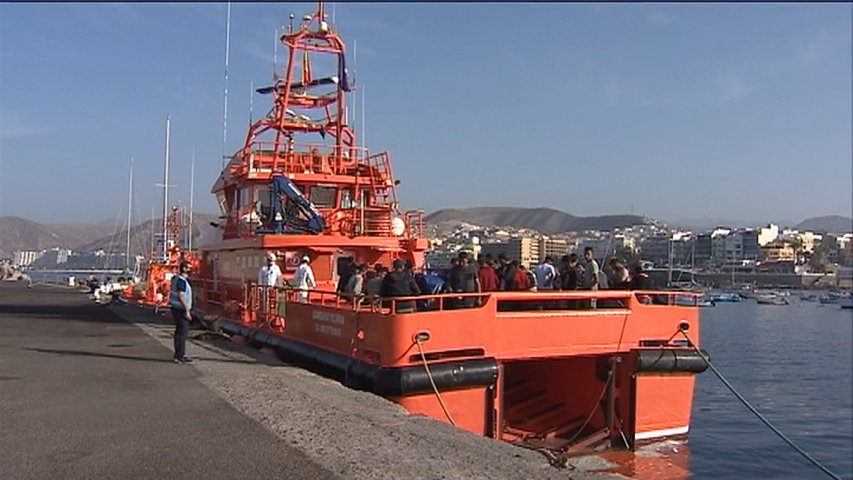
741 230 759 261
480 236 539 267
12 250 43 268
694 233 712 266
760 241 795 262
538 236 572 261
758 224 779 246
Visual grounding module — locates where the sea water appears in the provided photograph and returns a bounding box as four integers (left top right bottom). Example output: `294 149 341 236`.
688 300 852 479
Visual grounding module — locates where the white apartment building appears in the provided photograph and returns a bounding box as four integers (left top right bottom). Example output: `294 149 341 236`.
13 250 44 267
758 224 779 246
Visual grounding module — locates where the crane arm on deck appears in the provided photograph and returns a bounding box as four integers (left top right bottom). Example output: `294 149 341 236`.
262 173 325 234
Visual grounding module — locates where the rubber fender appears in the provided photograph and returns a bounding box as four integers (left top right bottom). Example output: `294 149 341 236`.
371 358 498 397
203 318 498 396
634 348 709 373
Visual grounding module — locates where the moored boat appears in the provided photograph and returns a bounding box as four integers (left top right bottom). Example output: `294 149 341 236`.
709 292 742 303
697 295 716 307
755 294 789 306
189 2 708 458
122 205 198 307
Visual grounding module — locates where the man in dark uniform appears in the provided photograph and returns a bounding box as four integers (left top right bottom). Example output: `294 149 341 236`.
380 259 421 313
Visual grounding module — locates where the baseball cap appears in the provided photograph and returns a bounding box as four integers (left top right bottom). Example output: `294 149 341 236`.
302 256 310 263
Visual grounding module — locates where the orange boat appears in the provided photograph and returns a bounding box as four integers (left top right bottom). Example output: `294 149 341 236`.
124 205 198 308
191 2 707 461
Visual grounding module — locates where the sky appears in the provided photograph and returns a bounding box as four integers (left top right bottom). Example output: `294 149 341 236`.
0 2 851 227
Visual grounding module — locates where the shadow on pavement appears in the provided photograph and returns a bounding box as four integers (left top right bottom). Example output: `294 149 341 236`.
22 347 265 366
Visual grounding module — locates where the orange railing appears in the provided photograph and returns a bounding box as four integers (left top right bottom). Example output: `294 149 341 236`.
239 141 372 176
198 279 699 329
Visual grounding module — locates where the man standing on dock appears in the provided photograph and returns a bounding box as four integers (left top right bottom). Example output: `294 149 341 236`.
169 261 193 363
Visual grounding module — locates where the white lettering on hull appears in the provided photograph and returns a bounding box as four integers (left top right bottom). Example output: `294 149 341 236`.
314 323 342 337
312 310 345 325
312 310 345 337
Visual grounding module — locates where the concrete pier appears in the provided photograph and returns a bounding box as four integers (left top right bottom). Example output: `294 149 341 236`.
0 281 633 480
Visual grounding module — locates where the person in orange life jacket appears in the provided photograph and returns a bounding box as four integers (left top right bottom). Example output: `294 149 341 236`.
169 261 193 364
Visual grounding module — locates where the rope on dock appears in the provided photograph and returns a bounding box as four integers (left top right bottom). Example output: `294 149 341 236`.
678 327 842 480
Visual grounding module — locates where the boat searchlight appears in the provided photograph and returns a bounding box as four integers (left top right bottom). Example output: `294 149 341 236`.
391 217 406 236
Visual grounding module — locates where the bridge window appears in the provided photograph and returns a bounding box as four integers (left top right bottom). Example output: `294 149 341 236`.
341 188 354 209
309 186 336 208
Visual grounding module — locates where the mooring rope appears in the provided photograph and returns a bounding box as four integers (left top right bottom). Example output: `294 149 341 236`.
415 336 457 426
564 312 630 445
678 327 842 480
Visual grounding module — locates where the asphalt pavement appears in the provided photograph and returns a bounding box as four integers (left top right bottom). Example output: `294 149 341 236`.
0 281 340 480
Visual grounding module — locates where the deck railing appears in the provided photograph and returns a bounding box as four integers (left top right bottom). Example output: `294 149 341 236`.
192 277 699 329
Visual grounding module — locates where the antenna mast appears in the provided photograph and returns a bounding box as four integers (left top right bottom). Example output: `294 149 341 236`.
126 156 133 271
161 116 171 262
221 1 232 169
189 145 195 251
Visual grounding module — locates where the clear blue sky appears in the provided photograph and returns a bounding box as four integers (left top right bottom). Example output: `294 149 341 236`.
1 2 850 226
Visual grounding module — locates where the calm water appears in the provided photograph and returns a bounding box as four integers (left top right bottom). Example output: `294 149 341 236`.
688 300 852 479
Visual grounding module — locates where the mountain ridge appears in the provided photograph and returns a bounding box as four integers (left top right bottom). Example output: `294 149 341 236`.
424 207 650 234
3 211 850 260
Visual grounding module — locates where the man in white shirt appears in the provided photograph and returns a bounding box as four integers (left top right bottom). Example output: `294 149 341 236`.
581 247 600 309
534 256 558 291
258 252 283 287
257 252 283 322
293 255 316 303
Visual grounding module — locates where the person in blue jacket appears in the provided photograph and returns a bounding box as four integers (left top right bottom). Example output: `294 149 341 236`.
169 261 193 363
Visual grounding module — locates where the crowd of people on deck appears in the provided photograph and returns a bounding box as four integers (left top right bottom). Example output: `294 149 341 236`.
252 246 655 313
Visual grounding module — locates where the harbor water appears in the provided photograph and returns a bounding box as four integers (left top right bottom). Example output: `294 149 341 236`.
688 300 852 479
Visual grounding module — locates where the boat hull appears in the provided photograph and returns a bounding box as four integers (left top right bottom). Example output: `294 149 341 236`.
194 287 706 451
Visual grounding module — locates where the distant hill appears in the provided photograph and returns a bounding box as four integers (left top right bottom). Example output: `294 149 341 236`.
76 213 220 255
0 217 116 259
0 214 220 260
795 215 853 233
424 207 649 234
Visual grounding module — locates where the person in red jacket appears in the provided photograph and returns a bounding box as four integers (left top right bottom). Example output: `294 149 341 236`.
477 258 500 292
514 262 530 291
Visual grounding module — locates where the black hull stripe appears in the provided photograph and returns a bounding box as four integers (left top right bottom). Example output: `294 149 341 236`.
203 317 498 396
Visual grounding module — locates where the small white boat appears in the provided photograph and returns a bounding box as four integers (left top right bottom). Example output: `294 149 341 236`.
819 293 842 304
756 294 789 305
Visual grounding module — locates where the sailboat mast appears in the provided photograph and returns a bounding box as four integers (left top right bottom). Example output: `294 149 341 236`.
667 237 673 287
189 146 195 252
126 156 133 270
161 115 171 262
